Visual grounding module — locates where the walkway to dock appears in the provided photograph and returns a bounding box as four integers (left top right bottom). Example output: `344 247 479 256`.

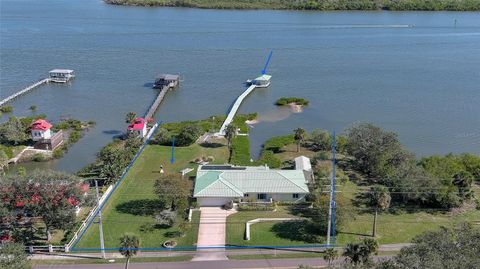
217 84 257 136
0 78 51 106
144 82 177 119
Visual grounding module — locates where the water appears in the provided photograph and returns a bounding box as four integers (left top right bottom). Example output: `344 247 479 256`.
1 0 479 172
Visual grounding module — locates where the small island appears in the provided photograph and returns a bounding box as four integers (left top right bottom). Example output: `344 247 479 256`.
275 97 309 106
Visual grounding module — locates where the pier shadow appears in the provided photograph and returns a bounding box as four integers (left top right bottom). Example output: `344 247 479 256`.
143 82 154 88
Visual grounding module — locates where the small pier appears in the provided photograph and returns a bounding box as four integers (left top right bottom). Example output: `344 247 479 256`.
0 69 75 107
0 78 50 107
217 74 272 136
144 74 179 119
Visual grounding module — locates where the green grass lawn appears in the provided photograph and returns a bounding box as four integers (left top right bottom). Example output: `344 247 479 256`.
75 143 228 250
31 255 193 266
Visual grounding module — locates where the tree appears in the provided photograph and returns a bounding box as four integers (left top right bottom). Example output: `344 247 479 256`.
346 123 410 179
452 171 474 200
125 112 137 124
119 233 140 269
310 129 331 151
155 210 177 227
0 150 8 172
0 242 31 269
343 238 378 265
0 116 30 146
176 124 202 146
389 223 480 269
154 175 191 216
324 248 338 265
150 127 171 145
368 185 391 237
0 170 86 242
294 128 306 152
224 124 237 162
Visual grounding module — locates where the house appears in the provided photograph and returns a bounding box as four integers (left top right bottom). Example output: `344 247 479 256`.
127 118 147 138
31 119 52 141
30 119 63 150
49 69 75 83
193 165 309 206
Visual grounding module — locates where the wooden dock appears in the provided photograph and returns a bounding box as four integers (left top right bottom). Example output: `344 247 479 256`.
218 84 257 135
144 81 178 119
0 78 51 107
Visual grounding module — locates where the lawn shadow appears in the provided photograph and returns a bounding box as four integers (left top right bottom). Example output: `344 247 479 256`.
270 220 321 243
116 199 164 216
199 142 224 148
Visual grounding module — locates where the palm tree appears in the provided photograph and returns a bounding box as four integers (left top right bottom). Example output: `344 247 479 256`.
224 124 237 162
293 128 306 152
125 112 137 124
119 233 140 269
323 247 338 266
368 185 391 237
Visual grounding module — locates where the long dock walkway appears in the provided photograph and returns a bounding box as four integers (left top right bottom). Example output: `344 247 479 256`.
218 84 256 135
144 81 178 119
0 78 51 106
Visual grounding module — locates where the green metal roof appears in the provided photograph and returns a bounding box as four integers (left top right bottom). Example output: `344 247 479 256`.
193 166 309 198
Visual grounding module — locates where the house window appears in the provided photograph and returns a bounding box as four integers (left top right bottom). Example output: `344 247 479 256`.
293 193 299 199
257 193 267 200
244 194 249 197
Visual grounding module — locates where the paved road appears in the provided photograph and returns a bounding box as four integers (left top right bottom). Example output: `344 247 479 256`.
34 257 329 269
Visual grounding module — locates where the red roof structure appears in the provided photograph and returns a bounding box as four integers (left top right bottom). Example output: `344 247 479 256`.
31 119 52 131
128 118 145 131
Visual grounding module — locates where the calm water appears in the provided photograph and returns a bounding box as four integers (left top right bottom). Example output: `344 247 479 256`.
1 0 479 172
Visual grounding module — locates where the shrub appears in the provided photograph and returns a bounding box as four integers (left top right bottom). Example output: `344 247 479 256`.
52 148 64 159
263 135 295 153
68 130 82 144
0 106 13 113
256 150 281 168
223 200 234 210
31 153 46 162
155 210 177 227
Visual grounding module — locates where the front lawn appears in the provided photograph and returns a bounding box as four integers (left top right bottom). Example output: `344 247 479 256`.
75 143 228 250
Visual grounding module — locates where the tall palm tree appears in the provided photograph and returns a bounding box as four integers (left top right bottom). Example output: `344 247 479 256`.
293 128 306 152
368 185 391 237
125 112 137 124
323 247 338 266
225 124 237 162
119 233 140 269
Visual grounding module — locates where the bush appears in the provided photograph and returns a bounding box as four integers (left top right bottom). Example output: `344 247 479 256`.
68 130 82 144
223 200 234 210
0 105 13 113
52 148 64 159
263 135 295 153
0 145 14 159
31 153 46 162
155 210 177 227
256 150 281 168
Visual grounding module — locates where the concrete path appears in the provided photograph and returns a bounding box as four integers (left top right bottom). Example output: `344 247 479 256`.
192 207 236 261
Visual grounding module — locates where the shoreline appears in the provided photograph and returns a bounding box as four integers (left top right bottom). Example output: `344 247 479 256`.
104 0 480 11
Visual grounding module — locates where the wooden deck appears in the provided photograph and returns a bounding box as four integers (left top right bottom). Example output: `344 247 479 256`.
0 78 51 106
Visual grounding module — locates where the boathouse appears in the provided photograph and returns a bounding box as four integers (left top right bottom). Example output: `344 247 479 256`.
153 74 179 89
127 118 147 138
49 69 75 83
31 119 64 150
247 74 271 88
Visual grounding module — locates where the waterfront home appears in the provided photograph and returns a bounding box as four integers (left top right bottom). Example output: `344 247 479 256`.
153 74 179 89
49 69 75 83
246 74 272 88
193 164 309 206
31 119 63 150
127 117 147 138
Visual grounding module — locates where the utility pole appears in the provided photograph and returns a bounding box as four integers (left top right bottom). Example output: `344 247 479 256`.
326 131 337 246
95 180 106 259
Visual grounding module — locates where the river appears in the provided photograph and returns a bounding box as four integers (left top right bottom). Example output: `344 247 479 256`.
1 0 479 172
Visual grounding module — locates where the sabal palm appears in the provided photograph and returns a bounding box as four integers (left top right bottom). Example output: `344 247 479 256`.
369 185 391 237
225 124 237 162
119 233 140 269
294 128 306 152
125 112 137 124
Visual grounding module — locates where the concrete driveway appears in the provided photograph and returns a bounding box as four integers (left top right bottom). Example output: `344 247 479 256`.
192 207 236 261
